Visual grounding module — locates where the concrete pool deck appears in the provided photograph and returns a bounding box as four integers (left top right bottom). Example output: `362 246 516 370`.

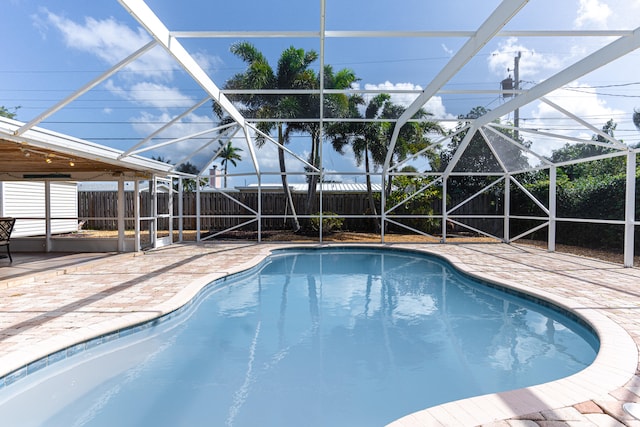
0 242 639 426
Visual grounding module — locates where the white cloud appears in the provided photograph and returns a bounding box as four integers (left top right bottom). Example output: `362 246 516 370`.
129 82 195 109
530 84 624 128
104 80 195 109
364 81 420 108
524 82 626 157
36 8 178 81
129 111 218 165
424 96 456 120
362 81 454 120
488 38 564 79
574 0 612 29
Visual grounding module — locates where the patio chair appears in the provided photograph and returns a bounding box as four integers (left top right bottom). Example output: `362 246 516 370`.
0 217 16 263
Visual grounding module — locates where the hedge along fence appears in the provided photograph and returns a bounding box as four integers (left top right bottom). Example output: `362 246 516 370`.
510 172 640 252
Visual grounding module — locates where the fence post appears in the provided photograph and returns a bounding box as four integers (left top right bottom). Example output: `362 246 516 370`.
548 166 556 252
441 178 447 243
134 180 140 252
178 179 183 242
624 151 636 267
503 175 510 243
45 181 51 252
117 177 125 252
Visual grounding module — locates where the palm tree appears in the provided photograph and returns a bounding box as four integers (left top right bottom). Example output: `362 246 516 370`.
218 140 243 188
327 93 388 232
286 65 359 216
381 103 443 199
215 42 320 232
327 94 443 232
176 161 208 192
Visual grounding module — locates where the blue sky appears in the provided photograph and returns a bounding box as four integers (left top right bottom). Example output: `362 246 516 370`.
2 0 640 186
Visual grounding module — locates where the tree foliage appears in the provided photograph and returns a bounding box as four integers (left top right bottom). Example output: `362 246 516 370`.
549 119 625 180
216 42 324 231
438 106 531 199
0 105 20 119
514 119 639 250
217 141 243 188
385 173 442 234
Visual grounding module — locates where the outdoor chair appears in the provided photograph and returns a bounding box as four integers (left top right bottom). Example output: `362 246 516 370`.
0 217 16 263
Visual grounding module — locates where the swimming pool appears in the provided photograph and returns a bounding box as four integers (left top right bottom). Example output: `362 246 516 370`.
0 247 598 426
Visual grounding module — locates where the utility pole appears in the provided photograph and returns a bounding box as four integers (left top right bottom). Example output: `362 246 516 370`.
513 51 521 141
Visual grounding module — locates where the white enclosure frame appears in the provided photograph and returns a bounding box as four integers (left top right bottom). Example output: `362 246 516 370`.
5 0 640 265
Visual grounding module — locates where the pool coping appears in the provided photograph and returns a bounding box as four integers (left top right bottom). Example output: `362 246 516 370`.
387 244 638 426
0 243 638 426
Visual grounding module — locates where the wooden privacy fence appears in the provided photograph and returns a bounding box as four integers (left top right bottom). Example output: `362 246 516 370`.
78 191 496 234
79 191 379 232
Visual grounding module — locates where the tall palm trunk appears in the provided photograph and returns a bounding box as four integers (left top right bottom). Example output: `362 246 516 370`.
279 125 300 232
364 146 380 233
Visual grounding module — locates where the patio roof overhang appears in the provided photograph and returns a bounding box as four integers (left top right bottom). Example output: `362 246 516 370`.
0 117 174 181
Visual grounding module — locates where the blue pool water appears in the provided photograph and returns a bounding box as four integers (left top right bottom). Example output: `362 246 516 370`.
0 248 598 427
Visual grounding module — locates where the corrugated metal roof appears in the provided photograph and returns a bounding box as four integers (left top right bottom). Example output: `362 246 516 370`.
237 182 382 193
290 183 382 193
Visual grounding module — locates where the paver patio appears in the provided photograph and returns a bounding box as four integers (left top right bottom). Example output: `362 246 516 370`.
1 242 639 426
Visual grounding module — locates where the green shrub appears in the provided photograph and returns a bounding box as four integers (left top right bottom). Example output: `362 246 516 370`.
385 175 442 233
310 212 344 234
513 171 640 251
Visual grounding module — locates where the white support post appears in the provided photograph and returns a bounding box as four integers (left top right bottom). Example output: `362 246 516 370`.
44 181 51 253
624 151 636 267
168 178 174 245
151 177 157 249
196 182 201 242
504 175 510 243
257 175 262 243
134 180 141 252
117 178 126 252
178 178 184 243
380 174 386 243
548 166 557 252
441 178 448 243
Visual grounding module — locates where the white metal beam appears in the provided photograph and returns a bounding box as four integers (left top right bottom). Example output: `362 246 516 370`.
540 97 627 149
119 96 211 159
474 26 640 128
482 125 552 167
624 151 636 267
383 0 529 173
442 124 478 176
478 128 509 173
195 126 243 176
489 123 625 151
127 123 237 157
170 30 633 39
14 40 158 137
118 0 247 128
